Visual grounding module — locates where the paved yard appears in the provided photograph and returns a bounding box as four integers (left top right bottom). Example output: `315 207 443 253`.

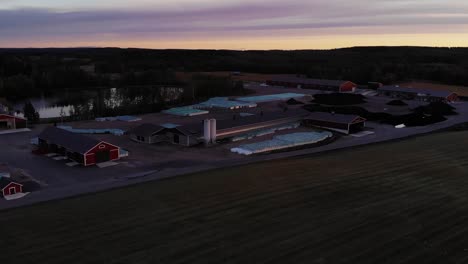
1 92 468 210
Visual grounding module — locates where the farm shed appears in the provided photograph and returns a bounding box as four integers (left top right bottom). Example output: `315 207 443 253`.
0 114 27 130
303 112 366 134
266 76 357 92
0 178 23 198
38 127 121 166
129 124 166 144
378 86 459 102
130 123 200 146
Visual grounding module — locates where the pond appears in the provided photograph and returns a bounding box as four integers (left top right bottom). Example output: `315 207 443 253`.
13 86 184 119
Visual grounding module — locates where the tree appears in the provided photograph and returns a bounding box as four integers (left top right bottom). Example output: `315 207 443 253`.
3 74 35 99
23 101 40 123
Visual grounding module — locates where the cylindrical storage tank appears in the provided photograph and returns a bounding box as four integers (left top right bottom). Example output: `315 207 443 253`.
203 119 211 144
210 119 217 143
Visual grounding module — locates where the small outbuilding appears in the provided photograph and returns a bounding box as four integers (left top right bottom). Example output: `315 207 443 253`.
38 127 121 166
0 178 23 198
303 112 366 134
0 114 27 130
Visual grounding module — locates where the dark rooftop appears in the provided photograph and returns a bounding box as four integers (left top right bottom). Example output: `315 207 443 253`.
306 112 365 124
129 123 165 137
38 126 104 154
171 109 310 136
0 178 20 190
217 109 309 131
379 86 455 98
268 76 352 87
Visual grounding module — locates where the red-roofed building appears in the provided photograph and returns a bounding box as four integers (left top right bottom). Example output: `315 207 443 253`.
266 76 357 92
0 178 23 198
0 114 27 130
38 127 121 166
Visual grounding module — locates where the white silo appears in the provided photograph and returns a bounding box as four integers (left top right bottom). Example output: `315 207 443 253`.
203 119 211 144
210 119 217 143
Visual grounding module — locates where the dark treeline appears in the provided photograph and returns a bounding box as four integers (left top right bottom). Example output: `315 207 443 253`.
1 46 468 100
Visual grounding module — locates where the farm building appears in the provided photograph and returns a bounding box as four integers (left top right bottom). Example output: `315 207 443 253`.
0 178 23 198
378 86 459 102
266 76 357 92
213 110 309 141
236 93 308 103
129 123 200 146
0 114 27 130
303 112 366 134
131 110 309 146
193 97 257 109
37 127 121 166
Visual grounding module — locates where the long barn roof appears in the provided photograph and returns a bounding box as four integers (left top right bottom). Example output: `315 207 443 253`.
215 109 309 131
379 86 455 98
38 126 106 154
268 76 352 87
132 110 310 137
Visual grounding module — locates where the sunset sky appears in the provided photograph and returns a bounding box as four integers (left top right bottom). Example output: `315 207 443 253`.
1 0 468 49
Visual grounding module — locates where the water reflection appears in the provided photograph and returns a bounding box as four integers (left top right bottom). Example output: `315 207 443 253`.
14 86 183 119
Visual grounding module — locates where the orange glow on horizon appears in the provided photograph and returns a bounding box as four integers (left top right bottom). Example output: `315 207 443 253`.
3 33 468 50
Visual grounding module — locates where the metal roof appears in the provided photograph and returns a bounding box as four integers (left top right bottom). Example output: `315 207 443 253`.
268 76 352 87
379 86 455 98
168 110 309 137
38 126 105 154
133 110 310 139
129 123 165 137
306 112 365 124
0 114 27 120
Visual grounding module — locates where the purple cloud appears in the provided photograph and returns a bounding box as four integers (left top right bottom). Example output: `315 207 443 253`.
1 0 468 48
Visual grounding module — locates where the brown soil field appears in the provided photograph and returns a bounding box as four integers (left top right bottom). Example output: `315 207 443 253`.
2 131 468 263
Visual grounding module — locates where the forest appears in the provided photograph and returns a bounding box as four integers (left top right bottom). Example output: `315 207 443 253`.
1 46 467 100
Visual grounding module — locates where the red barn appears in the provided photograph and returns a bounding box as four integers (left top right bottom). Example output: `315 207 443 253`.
0 114 27 130
38 127 121 166
0 178 23 198
266 76 357 93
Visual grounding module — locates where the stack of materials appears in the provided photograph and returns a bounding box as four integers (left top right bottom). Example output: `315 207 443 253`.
231 131 332 155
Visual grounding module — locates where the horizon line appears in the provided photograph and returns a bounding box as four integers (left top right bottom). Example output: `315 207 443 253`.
0 45 466 51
